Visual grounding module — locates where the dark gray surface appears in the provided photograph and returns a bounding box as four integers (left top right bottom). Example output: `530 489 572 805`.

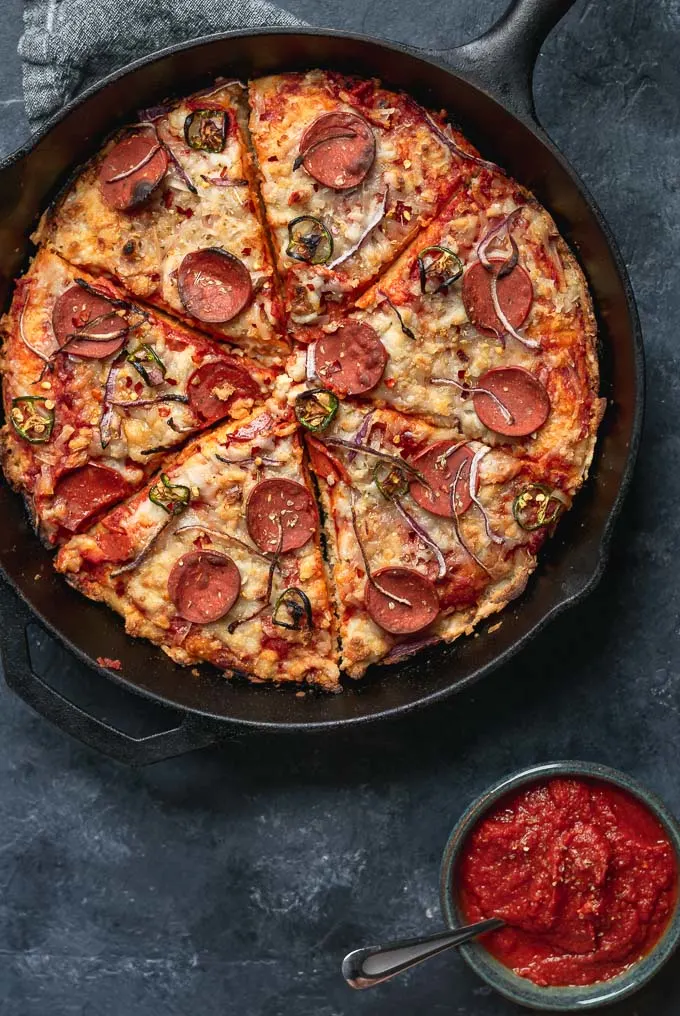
2 0 680 1013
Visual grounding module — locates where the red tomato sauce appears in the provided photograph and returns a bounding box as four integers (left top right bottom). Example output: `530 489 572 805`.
458 778 677 987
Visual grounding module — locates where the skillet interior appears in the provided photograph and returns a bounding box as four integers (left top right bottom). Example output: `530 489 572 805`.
0 30 642 729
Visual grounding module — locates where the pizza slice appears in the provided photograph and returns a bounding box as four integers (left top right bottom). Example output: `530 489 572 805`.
55 405 340 691
0 248 273 544
283 168 604 477
300 398 579 678
36 80 287 363
248 71 491 330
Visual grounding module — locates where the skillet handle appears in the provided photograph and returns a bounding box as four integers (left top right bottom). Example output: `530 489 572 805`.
426 0 577 122
0 581 222 766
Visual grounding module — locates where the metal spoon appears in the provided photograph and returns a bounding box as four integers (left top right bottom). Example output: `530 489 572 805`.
342 917 505 989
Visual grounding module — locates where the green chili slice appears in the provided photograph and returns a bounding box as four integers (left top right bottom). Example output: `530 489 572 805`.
416 245 463 295
373 461 409 500
184 109 228 153
10 396 55 444
149 473 190 516
272 587 313 631
128 344 167 387
294 388 339 432
512 484 564 531
286 216 333 265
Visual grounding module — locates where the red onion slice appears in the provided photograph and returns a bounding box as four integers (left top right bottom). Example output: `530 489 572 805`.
430 376 514 425
327 190 388 269
18 292 53 364
489 274 541 350
325 437 425 481
476 208 522 270
422 110 499 172
157 127 197 194
393 498 447 579
174 524 274 565
468 445 507 545
383 636 441 664
99 353 127 448
350 490 412 606
348 410 376 463
451 459 491 576
137 104 173 122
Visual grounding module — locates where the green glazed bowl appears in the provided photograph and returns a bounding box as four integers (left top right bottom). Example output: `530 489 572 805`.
440 761 680 1011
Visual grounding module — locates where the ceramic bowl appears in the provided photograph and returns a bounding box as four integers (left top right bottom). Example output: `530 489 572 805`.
439 761 680 1010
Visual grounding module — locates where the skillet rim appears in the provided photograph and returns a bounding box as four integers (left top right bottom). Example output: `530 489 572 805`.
0 26 644 731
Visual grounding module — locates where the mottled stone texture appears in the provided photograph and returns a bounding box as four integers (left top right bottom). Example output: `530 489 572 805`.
1 0 679 1012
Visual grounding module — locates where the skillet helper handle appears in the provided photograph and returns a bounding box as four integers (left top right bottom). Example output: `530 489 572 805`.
0 581 221 765
432 0 577 122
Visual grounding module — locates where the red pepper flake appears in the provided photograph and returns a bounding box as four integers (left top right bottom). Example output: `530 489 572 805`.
393 201 413 226
96 656 122 670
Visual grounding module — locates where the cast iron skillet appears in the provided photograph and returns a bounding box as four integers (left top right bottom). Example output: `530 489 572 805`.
0 0 643 763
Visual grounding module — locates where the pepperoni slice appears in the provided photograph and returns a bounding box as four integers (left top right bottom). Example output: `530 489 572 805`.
96 529 134 563
298 112 376 190
473 367 551 437
315 322 387 397
168 550 241 624
52 464 130 533
52 284 128 359
409 441 474 518
365 567 439 635
177 248 253 324
462 259 533 336
99 133 168 211
187 361 259 422
246 478 317 554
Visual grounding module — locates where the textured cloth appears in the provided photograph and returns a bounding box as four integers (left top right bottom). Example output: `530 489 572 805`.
20 0 304 128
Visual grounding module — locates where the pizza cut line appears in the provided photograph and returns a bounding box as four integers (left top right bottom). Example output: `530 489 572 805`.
0 71 605 693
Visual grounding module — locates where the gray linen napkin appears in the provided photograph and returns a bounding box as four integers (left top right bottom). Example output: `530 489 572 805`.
20 0 304 129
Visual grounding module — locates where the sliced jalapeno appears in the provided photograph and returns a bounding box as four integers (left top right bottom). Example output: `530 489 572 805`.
184 109 228 153
416 245 463 295
10 396 55 444
512 484 564 531
272 587 313 631
128 344 166 387
149 473 190 516
294 388 339 432
373 461 409 500
287 216 333 265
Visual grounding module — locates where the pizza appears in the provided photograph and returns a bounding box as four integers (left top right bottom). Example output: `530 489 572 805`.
55 405 340 691
0 248 273 544
297 400 577 677
35 81 287 364
0 73 604 692
249 71 487 331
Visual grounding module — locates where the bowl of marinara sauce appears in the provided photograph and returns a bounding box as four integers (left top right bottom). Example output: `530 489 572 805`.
440 762 680 1010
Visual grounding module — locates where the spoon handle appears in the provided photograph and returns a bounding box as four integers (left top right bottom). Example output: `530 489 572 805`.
342 918 504 989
